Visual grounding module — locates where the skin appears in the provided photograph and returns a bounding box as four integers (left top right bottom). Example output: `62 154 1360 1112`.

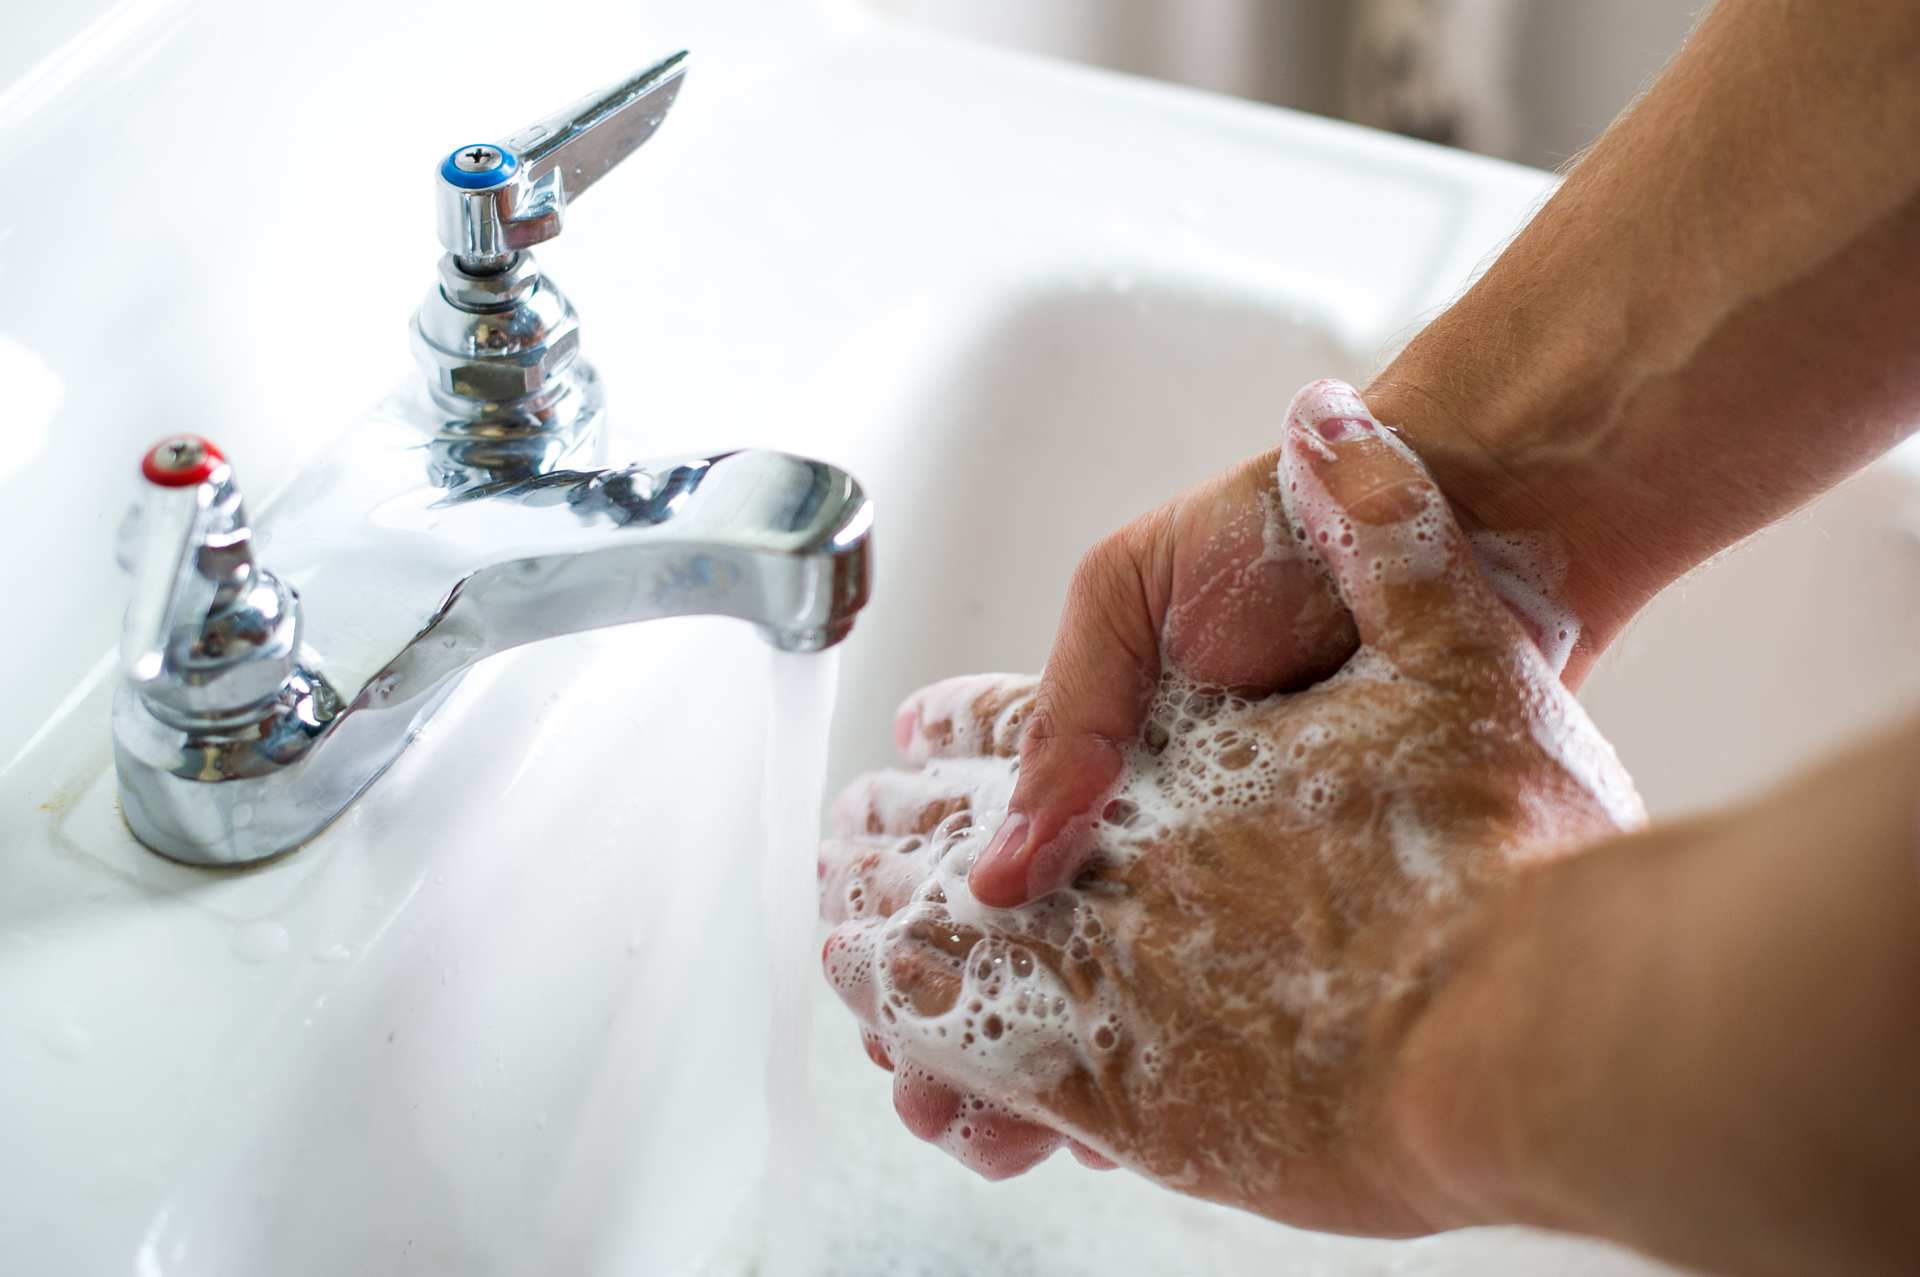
1395 717 1920 1277
821 0 1920 1271
823 390 1646 1234
971 0 1920 909
827 384 1920 1274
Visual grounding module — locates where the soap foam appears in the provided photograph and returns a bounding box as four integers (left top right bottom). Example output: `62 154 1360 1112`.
826 632 1646 1188
896 674 1036 767
1467 529 1581 675
823 380 1643 1186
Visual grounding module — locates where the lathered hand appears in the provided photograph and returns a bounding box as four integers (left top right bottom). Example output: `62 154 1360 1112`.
965 389 1362 910
819 384 1644 1233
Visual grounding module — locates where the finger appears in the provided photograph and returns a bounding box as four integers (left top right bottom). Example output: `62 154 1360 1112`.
1068 1138 1119 1170
830 767 979 841
885 913 983 1018
894 674 1039 764
894 1064 1065 1181
824 921 883 1022
1157 453 1357 689
818 833 932 923
828 913 1066 1184
822 910 985 1027
821 767 968 924
969 522 1165 908
972 455 1357 910
1278 380 1530 686
892 1063 963 1139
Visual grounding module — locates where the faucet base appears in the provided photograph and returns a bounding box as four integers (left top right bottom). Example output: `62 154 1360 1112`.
114 673 464 868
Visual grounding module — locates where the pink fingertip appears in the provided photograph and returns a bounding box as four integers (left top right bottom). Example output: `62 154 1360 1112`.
1286 379 1380 446
1068 1139 1119 1170
894 1071 963 1141
894 700 917 754
1314 415 1376 443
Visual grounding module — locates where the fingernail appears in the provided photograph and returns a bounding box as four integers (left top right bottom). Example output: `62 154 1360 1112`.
974 812 1031 879
1289 381 1381 445
1311 414 1378 444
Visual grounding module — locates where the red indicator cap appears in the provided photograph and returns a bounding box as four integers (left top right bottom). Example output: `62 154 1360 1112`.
141 435 225 487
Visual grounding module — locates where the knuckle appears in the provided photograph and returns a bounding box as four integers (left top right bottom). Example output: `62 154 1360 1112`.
1072 527 1146 595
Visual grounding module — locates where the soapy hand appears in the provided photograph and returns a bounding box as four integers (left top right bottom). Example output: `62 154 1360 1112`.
960 395 1361 910
963 383 1587 912
819 383 1645 1233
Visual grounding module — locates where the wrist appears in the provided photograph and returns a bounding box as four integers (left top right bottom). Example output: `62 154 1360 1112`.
1374 873 1535 1233
1384 723 1920 1275
1377 855 1619 1238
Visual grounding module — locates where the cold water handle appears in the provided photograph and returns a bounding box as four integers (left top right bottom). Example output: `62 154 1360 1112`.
434 51 688 272
414 52 687 457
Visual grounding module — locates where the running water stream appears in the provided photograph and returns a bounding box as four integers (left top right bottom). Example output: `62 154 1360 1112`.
760 648 841 1277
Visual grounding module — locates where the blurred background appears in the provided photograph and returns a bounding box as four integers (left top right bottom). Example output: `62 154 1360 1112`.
872 0 1712 170
3 0 1712 174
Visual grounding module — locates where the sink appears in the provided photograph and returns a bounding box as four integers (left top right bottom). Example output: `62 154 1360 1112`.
7 2 1912 1274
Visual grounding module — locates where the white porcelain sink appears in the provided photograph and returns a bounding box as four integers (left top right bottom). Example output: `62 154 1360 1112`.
7 3 1916 1274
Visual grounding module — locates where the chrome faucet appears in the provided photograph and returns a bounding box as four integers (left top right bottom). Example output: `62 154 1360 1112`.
113 53 872 868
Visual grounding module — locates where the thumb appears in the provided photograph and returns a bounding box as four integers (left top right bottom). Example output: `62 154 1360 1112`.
1279 380 1524 685
968 519 1167 909
970 437 1363 910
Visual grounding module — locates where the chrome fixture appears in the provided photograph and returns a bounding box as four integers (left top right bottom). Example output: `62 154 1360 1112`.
417 51 687 476
113 53 872 868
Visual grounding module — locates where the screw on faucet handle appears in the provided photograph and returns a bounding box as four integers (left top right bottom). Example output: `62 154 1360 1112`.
142 434 223 486
434 51 688 268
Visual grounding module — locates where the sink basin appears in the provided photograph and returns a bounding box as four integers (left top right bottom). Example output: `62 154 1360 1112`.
8 3 1913 1274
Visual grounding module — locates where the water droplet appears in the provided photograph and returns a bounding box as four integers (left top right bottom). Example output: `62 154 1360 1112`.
313 943 351 963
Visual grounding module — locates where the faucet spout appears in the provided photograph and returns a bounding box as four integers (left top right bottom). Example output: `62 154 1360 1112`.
370 450 870 712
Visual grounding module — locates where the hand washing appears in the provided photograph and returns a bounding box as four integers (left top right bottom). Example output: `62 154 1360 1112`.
822 384 1639 1232
819 1 1920 1273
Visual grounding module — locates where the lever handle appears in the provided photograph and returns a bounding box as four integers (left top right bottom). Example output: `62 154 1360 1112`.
119 436 301 720
435 51 688 266
122 437 229 687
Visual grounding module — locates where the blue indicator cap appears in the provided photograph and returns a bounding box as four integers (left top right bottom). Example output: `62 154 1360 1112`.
440 144 517 189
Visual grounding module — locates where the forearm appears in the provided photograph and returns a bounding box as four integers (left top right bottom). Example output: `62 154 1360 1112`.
1365 0 1920 680
1396 715 1920 1276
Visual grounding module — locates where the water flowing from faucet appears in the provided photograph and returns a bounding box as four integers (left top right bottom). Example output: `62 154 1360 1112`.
760 648 840 1277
